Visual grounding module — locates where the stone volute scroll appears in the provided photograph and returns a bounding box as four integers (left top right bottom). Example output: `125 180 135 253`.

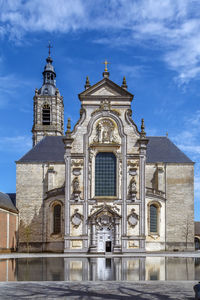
127 209 139 228
71 209 83 228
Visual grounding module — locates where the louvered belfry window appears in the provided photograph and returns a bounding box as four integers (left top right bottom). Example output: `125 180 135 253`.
95 152 116 196
150 204 157 233
53 205 61 234
42 104 50 125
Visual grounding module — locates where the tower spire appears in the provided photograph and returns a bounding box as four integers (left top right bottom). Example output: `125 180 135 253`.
32 51 64 146
41 44 56 93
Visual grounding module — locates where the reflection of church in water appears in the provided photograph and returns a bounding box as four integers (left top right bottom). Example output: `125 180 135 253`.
16 53 194 253
1 257 199 281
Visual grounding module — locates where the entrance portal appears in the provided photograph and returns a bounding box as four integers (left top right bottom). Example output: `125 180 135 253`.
97 227 113 253
106 241 112 252
88 204 121 253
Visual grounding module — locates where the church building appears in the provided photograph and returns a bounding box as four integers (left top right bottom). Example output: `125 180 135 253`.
16 53 194 253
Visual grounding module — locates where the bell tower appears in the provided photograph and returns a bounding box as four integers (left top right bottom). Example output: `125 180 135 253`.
32 48 64 146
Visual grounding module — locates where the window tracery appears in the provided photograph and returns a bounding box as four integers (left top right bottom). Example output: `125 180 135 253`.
95 152 116 196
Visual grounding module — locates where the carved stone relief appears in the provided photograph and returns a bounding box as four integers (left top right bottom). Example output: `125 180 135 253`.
73 168 81 176
96 214 114 230
93 119 119 144
91 99 120 116
90 203 120 214
127 209 139 228
71 209 83 228
71 159 84 167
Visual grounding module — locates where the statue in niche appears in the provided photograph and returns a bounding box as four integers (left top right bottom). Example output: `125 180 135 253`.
130 179 136 192
102 124 111 142
129 178 137 201
73 177 80 192
72 177 81 201
93 119 118 144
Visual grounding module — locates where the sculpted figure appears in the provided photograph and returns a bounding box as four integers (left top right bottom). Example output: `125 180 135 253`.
73 177 80 192
130 179 136 192
96 123 102 142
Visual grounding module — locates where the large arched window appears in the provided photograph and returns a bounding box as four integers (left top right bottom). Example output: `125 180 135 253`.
53 204 61 234
95 152 116 196
42 104 50 125
150 204 158 233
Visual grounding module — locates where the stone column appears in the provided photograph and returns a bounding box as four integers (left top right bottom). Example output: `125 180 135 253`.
63 122 74 252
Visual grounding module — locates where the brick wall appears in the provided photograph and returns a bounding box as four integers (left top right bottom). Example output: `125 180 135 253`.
0 208 18 252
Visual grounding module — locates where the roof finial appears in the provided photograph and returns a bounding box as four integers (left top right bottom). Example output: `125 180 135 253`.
103 59 110 72
102 59 110 78
47 41 53 57
121 76 127 89
166 132 168 137
140 118 146 138
66 118 71 133
85 76 91 90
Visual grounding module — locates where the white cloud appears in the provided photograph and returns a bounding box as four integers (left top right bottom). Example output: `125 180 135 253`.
116 64 145 78
173 110 200 152
1 0 200 84
0 72 33 108
0 135 32 153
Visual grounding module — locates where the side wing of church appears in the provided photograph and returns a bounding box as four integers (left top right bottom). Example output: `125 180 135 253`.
16 55 194 253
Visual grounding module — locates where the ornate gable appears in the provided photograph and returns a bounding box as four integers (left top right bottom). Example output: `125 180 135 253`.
79 78 133 101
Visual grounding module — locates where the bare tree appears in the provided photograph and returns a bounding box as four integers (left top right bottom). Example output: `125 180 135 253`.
25 225 31 253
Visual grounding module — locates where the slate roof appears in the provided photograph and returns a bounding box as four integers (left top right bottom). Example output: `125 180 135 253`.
18 136 65 163
7 193 16 206
0 192 18 213
146 137 193 163
17 136 193 164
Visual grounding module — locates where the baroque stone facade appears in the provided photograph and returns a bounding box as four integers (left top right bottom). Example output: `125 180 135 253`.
16 55 194 253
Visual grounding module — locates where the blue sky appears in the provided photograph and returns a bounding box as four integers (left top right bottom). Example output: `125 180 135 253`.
0 0 200 220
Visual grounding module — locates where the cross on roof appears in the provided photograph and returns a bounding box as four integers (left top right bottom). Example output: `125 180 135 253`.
103 59 110 72
47 41 53 56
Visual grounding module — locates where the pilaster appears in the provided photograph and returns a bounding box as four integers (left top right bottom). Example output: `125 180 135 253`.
63 128 74 252
138 136 148 250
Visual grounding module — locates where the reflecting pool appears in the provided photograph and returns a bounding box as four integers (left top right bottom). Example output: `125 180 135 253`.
0 257 200 281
